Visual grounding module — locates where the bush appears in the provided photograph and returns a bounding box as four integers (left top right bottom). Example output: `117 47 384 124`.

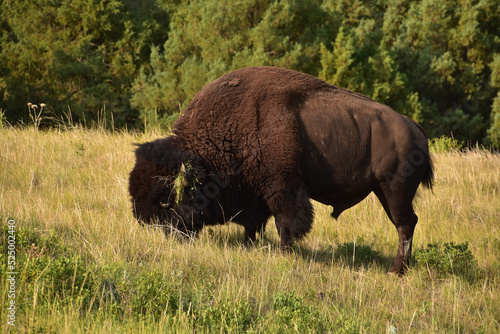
429 135 465 152
198 300 256 333
97 263 191 319
268 291 361 333
270 291 328 333
414 242 479 281
0 223 190 319
0 224 96 311
129 270 186 318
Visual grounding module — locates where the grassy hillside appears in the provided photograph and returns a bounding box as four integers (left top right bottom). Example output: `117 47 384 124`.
1 126 499 333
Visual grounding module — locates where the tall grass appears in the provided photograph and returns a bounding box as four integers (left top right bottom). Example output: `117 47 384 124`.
1 125 499 333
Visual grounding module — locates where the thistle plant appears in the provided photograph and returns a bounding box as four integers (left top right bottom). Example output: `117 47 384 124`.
28 102 46 130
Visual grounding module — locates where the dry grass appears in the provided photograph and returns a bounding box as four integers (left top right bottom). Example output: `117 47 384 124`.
1 125 499 333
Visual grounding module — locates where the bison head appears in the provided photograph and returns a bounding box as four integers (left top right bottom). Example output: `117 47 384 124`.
128 138 209 237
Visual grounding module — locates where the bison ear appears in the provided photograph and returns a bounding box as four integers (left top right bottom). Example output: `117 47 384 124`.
181 163 196 187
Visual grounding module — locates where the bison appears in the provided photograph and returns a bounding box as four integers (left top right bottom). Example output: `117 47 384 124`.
129 66 433 274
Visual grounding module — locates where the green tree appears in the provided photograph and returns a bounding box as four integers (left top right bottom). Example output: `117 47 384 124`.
488 54 500 148
1 0 499 147
0 0 170 126
320 0 500 147
384 0 500 144
130 0 339 126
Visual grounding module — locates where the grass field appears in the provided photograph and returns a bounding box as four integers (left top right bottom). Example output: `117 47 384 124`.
1 125 499 333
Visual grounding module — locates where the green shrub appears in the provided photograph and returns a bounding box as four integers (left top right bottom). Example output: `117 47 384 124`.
0 224 96 311
270 291 328 333
129 270 185 318
0 224 68 258
414 242 479 281
99 264 190 319
330 312 363 334
24 255 94 305
198 300 256 333
429 135 465 152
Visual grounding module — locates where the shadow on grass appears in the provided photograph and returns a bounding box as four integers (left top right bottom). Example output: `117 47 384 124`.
200 225 394 272
294 241 394 272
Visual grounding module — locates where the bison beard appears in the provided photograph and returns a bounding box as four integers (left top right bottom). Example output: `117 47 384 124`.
129 66 434 275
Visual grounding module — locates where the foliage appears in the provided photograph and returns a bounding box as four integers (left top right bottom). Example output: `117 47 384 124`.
487 54 500 148
271 291 333 333
0 0 171 127
129 0 338 124
129 0 500 147
429 135 465 152
1 0 499 146
320 0 500 146
414 242 479 281
0 225 96 311
198 299 256 333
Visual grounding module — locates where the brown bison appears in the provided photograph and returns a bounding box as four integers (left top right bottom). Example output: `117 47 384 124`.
129 67 433 274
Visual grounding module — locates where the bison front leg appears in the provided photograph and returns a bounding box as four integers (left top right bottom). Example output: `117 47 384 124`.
268 188 314 252
243 221 266 245
275 215 293 251
239 210 269 245
243 225 258 244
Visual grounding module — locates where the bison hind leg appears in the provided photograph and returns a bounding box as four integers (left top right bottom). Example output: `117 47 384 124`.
374 184 419 275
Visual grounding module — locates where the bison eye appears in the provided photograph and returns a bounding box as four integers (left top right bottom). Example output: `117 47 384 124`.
160 201 171 209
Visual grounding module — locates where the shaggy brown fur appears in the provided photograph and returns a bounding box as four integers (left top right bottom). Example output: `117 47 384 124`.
129 66 433 274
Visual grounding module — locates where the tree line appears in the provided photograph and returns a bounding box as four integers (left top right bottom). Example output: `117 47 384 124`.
1 0 499 147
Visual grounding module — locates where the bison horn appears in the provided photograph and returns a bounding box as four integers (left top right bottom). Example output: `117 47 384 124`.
181 163 195 187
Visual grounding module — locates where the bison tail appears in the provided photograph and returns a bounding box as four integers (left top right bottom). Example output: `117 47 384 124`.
421 157 434 191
